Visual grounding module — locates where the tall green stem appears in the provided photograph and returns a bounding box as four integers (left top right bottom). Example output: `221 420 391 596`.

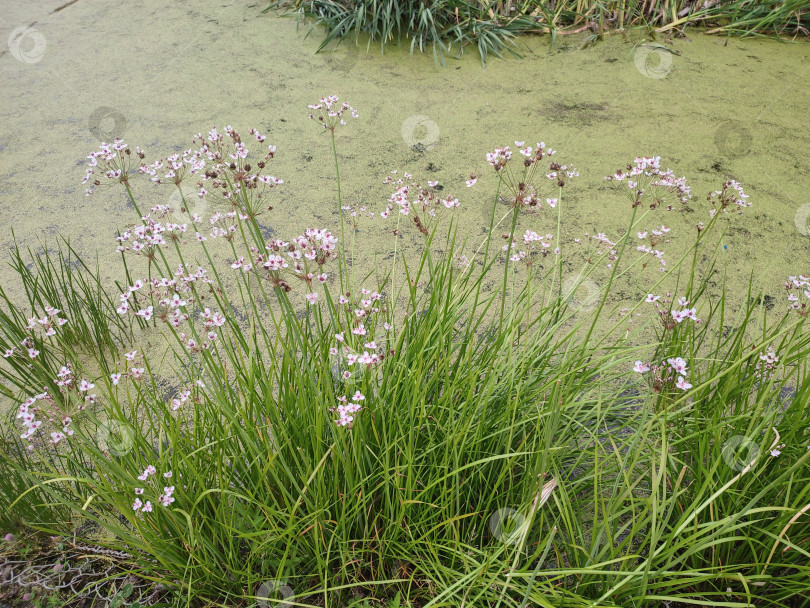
331 130 346 294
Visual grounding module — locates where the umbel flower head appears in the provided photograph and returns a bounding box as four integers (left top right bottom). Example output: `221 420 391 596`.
486 141 578 212
308 95 358 132
83 139 143 195
604 156 691 210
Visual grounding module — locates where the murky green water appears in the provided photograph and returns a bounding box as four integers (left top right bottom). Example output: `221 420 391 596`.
1 0 809 312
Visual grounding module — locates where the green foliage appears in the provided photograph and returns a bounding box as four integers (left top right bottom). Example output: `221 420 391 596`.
266 0 810 66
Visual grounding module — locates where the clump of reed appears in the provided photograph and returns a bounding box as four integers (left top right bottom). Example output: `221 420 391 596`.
267 0 809 65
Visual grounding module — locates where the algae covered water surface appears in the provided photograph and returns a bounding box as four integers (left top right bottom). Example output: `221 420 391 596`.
1 0 809 318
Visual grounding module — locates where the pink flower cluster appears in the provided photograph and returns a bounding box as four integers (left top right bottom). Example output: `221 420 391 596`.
3 306 68 362
633 355 693 392
342 203 376 229
334 390 365 427
785 275 809 316
502 230 556 266
189 126 282 205
380 171 461 235
307 95 358 132
755 346 780 381
605 156 691 209
242 228 337 299
330 288 390 379
17 391 75 447
636 226 671 272
84 139 143 195
645 294 701 330
208 209 248 241
486 141 576 214
109 350 147 386
133 468 176 513
115 214 188 259
139 149 206 187
116 266 220 349
708 180 750 217
573 232 619 268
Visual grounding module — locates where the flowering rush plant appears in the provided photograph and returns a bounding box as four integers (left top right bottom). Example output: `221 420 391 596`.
2 94 808 608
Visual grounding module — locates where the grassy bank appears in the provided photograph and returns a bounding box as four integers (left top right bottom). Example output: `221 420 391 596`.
268 0 810 65
1 99 809 607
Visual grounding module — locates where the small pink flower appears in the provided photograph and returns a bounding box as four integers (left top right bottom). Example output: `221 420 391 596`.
668 357 688 375
675 376 692 391
306 292 318 304
633 361 650 373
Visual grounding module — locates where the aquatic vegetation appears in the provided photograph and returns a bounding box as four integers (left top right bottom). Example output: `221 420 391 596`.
1 99 809 607
268 0 810 66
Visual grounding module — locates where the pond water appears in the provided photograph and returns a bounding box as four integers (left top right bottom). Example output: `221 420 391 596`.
1 0 809 308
